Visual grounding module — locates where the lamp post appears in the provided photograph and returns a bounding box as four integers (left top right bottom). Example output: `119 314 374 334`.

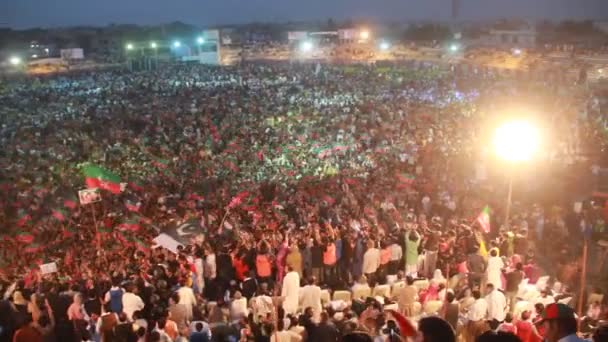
493 120 540 227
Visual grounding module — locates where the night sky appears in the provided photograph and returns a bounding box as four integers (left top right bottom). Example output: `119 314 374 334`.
3 0 607 29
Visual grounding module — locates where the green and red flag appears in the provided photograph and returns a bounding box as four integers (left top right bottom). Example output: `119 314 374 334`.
476 205 491 233
63 195 78 210
118 216 141 232
25 242 42 253
51 208 67 222
227 191 250 209
81 164 122 194
131 237 149 253
125 200 141 213
396 173 416 189
16 231 34 244
128 179 144 192
63 226 77 238
17 210 31 227
152 156 170 169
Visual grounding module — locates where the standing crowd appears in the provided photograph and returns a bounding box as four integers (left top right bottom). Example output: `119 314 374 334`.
0 62 607 342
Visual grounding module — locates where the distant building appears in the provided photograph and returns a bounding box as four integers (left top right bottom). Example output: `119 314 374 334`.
593 21 608 35
479 28 537 48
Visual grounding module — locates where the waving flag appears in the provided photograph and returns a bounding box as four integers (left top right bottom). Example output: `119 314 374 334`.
17 210 32 227
118 216 141 232
477 205 491 233
51 208 67 222
81 164 122 194
125 200 141 213
63 195 78 210
227 191 250 209
16 231 35 244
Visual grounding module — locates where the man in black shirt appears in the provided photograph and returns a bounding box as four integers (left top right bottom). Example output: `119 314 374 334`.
310 312 339 342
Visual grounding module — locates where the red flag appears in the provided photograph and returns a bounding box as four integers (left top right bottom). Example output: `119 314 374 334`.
227 191 249 209
386 309 417 337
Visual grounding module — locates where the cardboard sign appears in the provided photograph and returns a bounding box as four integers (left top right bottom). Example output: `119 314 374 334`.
78 188 101 205
40 262 57 275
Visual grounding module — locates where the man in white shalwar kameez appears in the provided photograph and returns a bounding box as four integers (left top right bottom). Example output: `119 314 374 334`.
177 280 197 322
486 248 504 290
281 266 300 315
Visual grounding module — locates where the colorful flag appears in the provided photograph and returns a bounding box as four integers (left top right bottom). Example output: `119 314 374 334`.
396 173 416 188
63 226 77 238
227 191 249 209
63 196 78 210
15 231 35 244
17 210 31 227
385 310 417 337
24 243 42 253
128 179 144 192
152 157 170 169
51 208 67 222
476 205 491 233
118 216 141 232
125 200 141 213
131 237 148 253
81 164 122 194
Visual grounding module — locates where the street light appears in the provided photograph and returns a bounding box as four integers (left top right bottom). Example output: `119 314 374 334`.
9 56 21 65
196 37 205 45
493 119 540 227
300 40 313 53
126 43 134 50
173 41 181 48
379 41 390 51
449 43 459 52
360 30 370 40
150 42 157 49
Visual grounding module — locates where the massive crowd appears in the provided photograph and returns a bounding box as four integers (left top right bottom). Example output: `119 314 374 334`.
0 61 607 342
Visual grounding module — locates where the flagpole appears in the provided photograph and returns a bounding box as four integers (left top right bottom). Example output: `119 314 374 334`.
504 174 513 229
577 238 588 323
91 203 100 254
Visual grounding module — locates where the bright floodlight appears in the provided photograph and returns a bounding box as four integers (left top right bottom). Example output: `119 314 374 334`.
450 44 459 52
126 43 134 50
31 54 38 58
9 56 21 65
196 37 205 45
379 41 390 51
493 120 540 162
44 48 49 53
173 41 181 48
300 41 313 52
150 42 157 49
513 48 522 55
360 30 370 40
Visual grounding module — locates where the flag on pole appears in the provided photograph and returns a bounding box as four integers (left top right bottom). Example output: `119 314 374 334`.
396 173 416 189
151 156 170 169
477 205 491 233
17 210 32 227
118 216 141 232
51 208 67 222
24 243 42 253
63 195 78 210
124 200 141 213
81 164 122 194
15 231 35 244
227 191 250 209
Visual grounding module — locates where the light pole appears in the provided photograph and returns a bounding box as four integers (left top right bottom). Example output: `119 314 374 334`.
493 120 540 227
150 42 158 70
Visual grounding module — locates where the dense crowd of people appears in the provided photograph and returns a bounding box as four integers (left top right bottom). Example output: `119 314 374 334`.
0 61 607 342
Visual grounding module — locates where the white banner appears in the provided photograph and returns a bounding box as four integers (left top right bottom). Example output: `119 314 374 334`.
78 188 101 205
40 262 58 275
